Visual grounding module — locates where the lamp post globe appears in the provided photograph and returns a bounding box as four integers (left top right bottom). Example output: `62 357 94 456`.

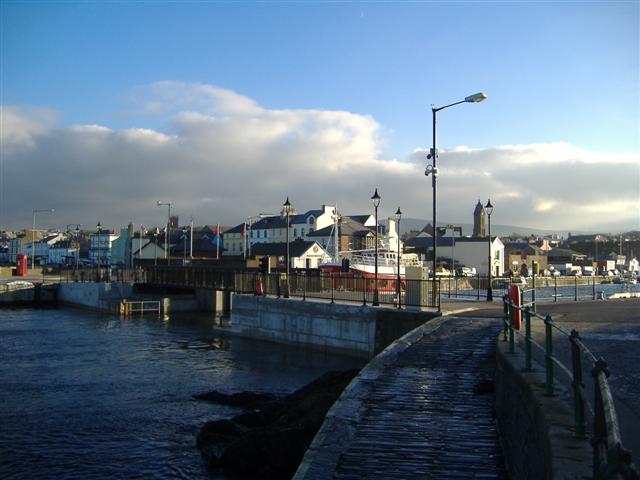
485 199 494 301
371 188 381 306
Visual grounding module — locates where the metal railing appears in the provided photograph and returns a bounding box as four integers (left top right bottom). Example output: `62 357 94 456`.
502 296 639 479
60 268 146 284
133 267 441 309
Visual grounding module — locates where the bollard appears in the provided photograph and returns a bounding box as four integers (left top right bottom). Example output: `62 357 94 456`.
524 306 533 371
503 297 509 342
544 315 555 396
570 330 586 437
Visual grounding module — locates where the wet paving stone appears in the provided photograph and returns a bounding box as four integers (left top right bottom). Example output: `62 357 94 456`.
334 317 508 479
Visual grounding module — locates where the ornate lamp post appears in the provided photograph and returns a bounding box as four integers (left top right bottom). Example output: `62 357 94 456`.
395 207 402 309
371 188 381 306
153 228 160 266
182 226 188 264
75 225 80 270
283 197 292 298
427 92 486 309
96 221 103 281
31 208 54 270
485 199 494 301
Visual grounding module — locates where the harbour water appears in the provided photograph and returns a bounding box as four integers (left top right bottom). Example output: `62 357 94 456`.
0 308 365 479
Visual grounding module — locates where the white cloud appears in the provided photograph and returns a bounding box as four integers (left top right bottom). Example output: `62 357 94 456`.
1 82 638 233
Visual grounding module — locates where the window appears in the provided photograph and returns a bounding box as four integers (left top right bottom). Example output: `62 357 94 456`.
257 231 261 238
294 228 297 237
301 228 305 237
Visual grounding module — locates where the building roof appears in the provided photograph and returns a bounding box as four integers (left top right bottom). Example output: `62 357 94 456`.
249 239 327 258
307 216 374 238
504 242 545 255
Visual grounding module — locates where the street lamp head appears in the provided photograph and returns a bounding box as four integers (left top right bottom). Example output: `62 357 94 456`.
395 207 402 221
465 92 487 103
283 196 291 208
96 221 102 232
371 188 381 208
485 199 494 216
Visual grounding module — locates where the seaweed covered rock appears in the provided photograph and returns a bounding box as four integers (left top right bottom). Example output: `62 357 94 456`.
195 369 359 479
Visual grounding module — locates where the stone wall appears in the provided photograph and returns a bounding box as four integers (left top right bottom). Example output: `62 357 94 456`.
495 337 591 479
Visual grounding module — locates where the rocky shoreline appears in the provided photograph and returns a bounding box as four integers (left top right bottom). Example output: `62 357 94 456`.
195 369 359 479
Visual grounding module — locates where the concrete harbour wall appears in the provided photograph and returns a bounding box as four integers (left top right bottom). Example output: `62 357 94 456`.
229 295 436 357
495 337 591 479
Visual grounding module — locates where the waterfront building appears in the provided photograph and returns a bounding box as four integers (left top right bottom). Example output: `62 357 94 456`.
250 239 331 269
89 230 119 266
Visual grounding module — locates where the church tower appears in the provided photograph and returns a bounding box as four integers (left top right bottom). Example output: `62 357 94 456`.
473 199 486 237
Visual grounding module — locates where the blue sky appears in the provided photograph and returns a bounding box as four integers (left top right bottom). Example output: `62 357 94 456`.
1 1 639 232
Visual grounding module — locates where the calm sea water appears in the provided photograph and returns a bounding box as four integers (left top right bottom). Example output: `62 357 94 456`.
0 308 365 479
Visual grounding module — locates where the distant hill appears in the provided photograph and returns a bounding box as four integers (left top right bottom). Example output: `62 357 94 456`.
387 218 585 238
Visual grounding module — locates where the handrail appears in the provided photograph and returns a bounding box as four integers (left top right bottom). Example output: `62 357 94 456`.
502 295 639 479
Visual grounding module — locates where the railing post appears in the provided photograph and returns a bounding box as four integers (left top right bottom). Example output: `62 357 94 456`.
574 275 578 301
302 274 306 301
330 274 335 304
362 277 367 306
570 330 586 438
554 275 558 302
448 275 451 298
477 273 480 300
524 306 533 371
592 275 596 300
544 315 555 396
531 261 536 313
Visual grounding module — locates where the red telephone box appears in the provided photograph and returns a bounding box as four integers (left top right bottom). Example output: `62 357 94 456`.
15 253 28 276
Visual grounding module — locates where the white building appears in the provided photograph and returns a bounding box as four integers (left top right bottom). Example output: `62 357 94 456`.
224 205 337 257
89 231 119 266
434 237 505 276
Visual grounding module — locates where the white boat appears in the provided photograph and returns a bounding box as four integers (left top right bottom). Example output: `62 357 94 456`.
320 248 421 279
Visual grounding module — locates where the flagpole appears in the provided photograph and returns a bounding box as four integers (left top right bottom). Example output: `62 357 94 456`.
216 223 220 259
139 225 143 267
190 218 194 260
243 222 247 260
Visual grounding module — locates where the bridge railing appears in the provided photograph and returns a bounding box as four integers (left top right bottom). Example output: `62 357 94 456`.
233 271 440 308
502 295 639 479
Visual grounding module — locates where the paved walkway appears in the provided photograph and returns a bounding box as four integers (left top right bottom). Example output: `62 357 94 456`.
295 316 508 479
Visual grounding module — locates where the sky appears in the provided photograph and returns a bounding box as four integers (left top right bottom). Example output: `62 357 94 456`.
1 1 639 234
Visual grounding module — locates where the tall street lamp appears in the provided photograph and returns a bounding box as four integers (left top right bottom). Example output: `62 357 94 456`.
31 208 54 270
395 207 402 309
371 188 381 306
157 200 173 263
283 197 292 298
485 199 494 301
427 92 486 308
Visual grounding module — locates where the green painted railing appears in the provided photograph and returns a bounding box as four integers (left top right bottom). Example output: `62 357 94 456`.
502 296 639 479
